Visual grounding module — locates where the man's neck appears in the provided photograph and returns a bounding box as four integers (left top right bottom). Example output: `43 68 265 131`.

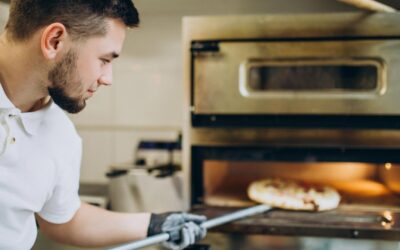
0 32 50 112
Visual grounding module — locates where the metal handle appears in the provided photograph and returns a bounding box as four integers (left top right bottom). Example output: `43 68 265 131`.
108 204 270 250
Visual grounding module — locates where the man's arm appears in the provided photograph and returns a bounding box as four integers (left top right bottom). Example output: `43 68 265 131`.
36 202 151 247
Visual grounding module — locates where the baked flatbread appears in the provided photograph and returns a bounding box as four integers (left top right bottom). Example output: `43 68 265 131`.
248 178 341 211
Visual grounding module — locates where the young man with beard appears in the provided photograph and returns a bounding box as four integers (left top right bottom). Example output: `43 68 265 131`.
0 1 206 249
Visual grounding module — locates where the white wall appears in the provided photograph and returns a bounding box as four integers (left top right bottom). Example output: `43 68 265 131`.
1 0 393 184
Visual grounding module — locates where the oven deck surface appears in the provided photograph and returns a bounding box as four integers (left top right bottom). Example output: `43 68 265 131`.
192 203 400 240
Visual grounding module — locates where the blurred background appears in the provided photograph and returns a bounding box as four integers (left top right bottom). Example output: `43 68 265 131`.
1 0 400 249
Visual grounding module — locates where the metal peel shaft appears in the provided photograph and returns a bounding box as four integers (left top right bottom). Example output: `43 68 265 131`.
108 204 271 250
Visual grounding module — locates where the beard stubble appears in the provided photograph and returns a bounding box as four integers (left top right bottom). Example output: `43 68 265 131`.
47 50 86 114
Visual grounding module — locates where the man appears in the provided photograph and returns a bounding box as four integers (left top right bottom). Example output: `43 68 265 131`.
0 1 206 249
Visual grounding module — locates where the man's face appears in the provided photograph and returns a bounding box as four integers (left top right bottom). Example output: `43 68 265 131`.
48 18 126 113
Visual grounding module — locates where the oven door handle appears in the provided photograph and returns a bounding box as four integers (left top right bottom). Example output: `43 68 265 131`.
108 204 271 250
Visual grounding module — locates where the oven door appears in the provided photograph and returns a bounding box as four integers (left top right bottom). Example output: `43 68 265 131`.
192 39 400 116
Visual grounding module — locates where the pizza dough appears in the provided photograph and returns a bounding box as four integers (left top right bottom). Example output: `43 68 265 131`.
248 178 341 211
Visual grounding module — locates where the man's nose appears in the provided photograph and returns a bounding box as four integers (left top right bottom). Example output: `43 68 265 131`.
98 66 113 86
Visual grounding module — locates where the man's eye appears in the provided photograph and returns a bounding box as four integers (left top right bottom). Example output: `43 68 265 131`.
101 59 110 65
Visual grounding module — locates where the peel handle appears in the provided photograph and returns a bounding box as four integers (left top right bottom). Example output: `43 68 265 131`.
108 204 271 250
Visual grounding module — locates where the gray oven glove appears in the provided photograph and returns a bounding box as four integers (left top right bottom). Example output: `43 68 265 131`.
147 212 207 250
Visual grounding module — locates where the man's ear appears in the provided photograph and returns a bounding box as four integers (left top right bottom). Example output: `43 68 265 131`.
40 23 68 60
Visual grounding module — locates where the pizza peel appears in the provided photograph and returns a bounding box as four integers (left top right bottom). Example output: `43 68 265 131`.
108 204 272 250
108 179 340 250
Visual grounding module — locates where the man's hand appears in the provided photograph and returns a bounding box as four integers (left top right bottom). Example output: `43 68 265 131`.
147 212 207 250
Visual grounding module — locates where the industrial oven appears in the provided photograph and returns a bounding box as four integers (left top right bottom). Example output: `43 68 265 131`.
182 12 400 249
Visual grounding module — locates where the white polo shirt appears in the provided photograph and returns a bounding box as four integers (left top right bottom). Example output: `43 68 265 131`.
0 84 82 249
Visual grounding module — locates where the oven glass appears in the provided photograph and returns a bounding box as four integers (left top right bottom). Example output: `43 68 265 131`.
248 65 378 92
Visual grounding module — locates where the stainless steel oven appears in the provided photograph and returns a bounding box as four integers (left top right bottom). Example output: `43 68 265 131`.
182 12 400 248
186 12 400 128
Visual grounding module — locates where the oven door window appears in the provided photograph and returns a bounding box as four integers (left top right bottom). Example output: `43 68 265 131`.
240 59 384 98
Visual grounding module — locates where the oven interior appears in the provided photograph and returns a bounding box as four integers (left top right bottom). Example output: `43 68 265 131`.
190 145 400 240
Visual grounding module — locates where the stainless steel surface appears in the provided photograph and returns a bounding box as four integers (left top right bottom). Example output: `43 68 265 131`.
192 40 399 115
182 12 400 41
181 12 400 244
190 127 400 148
108 205 271 250
184 13 400 116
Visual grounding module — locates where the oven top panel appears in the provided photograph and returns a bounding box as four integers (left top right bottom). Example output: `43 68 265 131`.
183 12 400 41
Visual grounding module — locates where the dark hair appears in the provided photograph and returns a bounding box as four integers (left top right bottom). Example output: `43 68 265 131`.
5 0 140 41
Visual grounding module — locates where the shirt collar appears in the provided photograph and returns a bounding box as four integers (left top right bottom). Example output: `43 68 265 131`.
20 101 54 135
0 82 53 136
0 82 16 109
